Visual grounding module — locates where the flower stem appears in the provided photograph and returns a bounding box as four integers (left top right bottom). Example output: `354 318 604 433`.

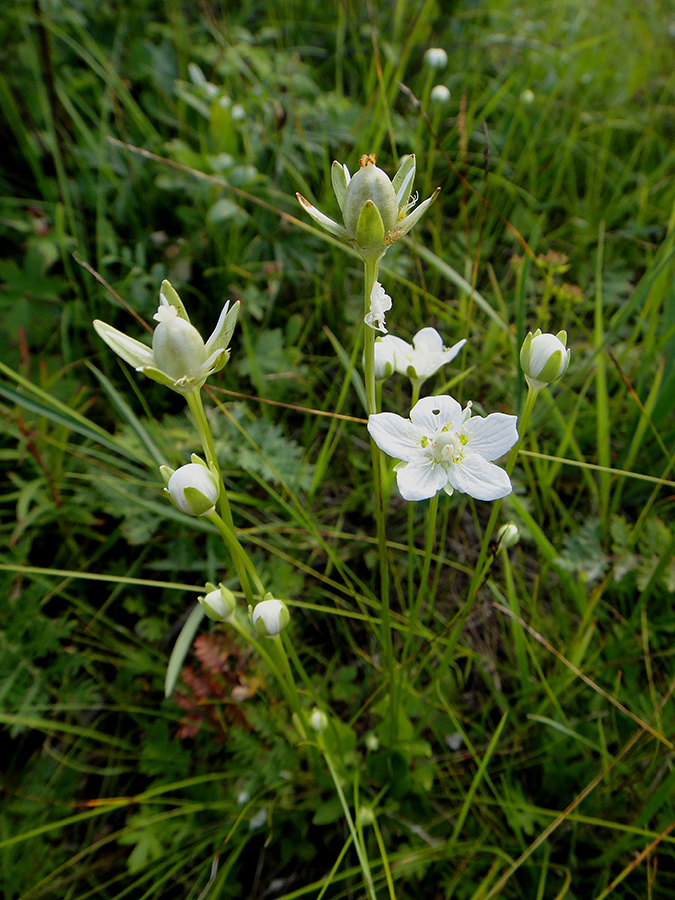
403 491 439 664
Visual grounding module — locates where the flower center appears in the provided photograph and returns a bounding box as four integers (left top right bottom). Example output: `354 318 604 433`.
431 429 465 465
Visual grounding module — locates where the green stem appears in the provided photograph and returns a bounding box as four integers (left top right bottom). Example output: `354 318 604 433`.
229 617 299 716
403 491 439 664
203 510 260 607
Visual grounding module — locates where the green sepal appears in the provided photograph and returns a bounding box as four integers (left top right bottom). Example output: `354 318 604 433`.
556 329 568 346
159 279 190 322
159 465 174 486
355 200 385 254
519 331 533 371
205 302 239 356
537 349 564 385
182 485 217 516
93 320 154 369
392 154 416 207
138 365 186 391
331 161 349 211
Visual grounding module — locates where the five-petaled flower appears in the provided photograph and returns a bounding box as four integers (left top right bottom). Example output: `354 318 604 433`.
296 153 439 263
368 395 518 502
93 280 239 395
375 327 466 387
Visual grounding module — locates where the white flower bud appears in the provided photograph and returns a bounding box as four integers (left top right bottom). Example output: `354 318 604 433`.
520 329 570 390
496 522 520 549
167 463 219 516
373 337 397 380
309 708 328 732
199 583 236 621
430 84 451 103
251 596 290 637
424 47 448 69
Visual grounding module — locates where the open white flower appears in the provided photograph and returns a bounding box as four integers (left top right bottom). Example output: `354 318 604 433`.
296 153 439 262
93 280 239 395
368 395 518 501
364 281 392 333
377 327 466 387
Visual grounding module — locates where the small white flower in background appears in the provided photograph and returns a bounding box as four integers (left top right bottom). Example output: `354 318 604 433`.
365 732 380 751
249 808 267 831
161 457 219 516
424 47 448 69
430 84 451 104
198 582 236 621
309 708 328 732
520 89 535 105
368 395 518 502
251 595 290 637
373 337 397 380
520 329 570 390
297 153 439 262
378 327 466 388
496 522 520 549
93 279 239 395
364 281 393 333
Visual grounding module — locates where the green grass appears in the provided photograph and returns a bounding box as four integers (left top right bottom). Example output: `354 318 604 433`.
1 0 675 898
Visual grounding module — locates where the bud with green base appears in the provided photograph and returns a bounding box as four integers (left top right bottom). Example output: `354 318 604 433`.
199 582 237 621
520 329 570 391
296 153 439 264
250 594 290 637
93 279 239 395
161 455 220 516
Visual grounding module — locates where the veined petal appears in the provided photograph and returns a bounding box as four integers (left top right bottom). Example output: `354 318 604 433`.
410 395 463 432
447 453 513 501
296 193 348 240
395 188 440 237
367 412 425 461
392 154 416 207
396 458 448 501
463 413 519 460
412 327 444 354
441 338 467 363
93 320 155 368
205 300 239 356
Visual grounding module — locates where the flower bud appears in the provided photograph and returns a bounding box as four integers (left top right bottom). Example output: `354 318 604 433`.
309 707 328 732
520 329 570 390
251 595 290 637
424 47 448 69
430 84 451 103
373 337 397 380
496 522 520 549
166 462 219 516
199 583 236 621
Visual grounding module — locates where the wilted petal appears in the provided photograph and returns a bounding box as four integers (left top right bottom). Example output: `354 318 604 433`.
446 453 513 501
296 193 348 240
395 188 440 237
93 320 155 369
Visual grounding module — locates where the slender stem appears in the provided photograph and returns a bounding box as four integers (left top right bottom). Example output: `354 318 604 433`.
229 617 299 714
403 492 439 664
362 256 395 744
186 388 257 605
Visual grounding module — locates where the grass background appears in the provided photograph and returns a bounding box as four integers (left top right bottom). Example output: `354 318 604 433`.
1 0 675 897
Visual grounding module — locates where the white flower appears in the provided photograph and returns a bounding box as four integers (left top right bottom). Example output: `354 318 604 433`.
520 329 570 390
496 522 520 549
162 459 220 516
93 280 239 395
198 583 236 621
430 84 451 103
309 708 328 732
373 337 397 380
296 153 439 262
368 395 518 502
251 596 290 637
364 281 393 333
378 327 466 386
424 47 448 69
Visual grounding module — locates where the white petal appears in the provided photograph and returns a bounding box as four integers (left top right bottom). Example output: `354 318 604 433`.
409 395 463 432
412 327 444 353
440 338 467 364
367 413 425 461
463 414 519 461
395 459 448 501
296 194 348 240
447 454 512 501
93 320 155 368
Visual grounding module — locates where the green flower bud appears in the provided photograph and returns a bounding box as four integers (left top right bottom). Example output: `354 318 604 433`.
199 582 236 621
520 329 570 390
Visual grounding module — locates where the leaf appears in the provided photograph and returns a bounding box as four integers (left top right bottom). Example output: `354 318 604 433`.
165 604 205 698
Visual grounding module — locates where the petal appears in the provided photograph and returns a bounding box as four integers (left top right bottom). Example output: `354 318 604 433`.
446 454 512 501
409 395 463 432
441 338 467 363
205 300 240 356
463 413 519 461
395 188 441 237
367 412 425 461
296 193 348 240
395 459 448 501
412 327 444 354
93 320 155 368
392 154 416 207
